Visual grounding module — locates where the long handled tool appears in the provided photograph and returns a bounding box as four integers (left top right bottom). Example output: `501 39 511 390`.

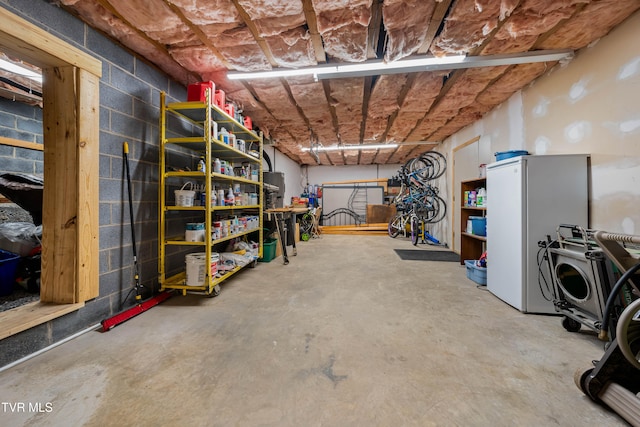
123 140 143 305
274 212 289 265
100 142 172 331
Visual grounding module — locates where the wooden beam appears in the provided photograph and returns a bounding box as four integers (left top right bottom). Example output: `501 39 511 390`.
367 0 383 59
0 136 43 151
162 0 233 69
321 79 340 139
417 0 453 54
358 75 374 164
319 224 388 235
533 3 588 48
302 0 327 63
240 81 300 145
452 135 481 153
0 87 42 105
41 66 78 304
404 70 463 142
376 73 417 159
0 301 84 341
280 77 313 133
230 0 279 68
82 0 198 84
76 69 100 302
0 7 101 77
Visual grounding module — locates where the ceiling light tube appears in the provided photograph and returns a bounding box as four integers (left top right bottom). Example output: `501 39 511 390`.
226 50 573 81
333 55 466 74
0 59 42 83
302 143 398 152
227 65 338 80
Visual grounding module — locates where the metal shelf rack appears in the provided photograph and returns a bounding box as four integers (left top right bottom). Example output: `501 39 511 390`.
158 91 263 296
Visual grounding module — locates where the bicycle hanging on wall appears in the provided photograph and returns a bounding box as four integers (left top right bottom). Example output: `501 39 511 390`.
388 151 447 246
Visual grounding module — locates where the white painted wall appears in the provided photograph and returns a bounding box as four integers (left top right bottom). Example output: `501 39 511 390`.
263 145 303 205
522 14 640 234
264 147 404 207
305 164 402 186
443 10 640 247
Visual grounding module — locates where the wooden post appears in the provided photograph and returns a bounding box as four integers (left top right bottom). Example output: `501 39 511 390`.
40 66 79 303
77 69 100 302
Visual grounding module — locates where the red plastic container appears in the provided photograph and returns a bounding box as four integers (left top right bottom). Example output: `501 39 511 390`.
224 103 234 118
187 81 215 103
243 116 252 130
214 90 225 108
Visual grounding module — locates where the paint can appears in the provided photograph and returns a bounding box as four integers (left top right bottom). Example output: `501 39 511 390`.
185 222 205 242
185 252 219 286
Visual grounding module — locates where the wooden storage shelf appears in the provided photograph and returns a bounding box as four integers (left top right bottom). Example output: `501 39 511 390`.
460 178 487 265
461 232 487 242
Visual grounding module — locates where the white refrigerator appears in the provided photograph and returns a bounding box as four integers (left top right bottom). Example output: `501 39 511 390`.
486 154 588 314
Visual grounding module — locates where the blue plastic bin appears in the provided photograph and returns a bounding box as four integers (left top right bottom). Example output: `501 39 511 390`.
465 260 487 286
469 216 486 237
495 150 529 161
0 249 20 296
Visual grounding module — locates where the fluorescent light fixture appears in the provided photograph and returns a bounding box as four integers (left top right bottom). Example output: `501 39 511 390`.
227 49 573 81
228 56 464 80
0 59 42 83
302 143 398 152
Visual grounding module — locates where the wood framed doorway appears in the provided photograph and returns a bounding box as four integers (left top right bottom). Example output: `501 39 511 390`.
0 7 101 339
451 135 482 254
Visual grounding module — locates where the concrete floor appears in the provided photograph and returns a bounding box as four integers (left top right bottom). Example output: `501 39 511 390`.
0 235 626 426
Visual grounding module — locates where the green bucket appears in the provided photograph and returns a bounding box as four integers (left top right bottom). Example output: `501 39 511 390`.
259 238 277 263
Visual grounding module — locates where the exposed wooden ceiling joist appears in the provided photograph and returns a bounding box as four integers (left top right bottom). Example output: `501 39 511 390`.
53 0 640 165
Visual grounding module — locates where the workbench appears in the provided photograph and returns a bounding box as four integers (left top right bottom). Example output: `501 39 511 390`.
264 207 309 264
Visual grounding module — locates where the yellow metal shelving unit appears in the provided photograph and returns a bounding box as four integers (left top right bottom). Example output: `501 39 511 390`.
158 91 263 296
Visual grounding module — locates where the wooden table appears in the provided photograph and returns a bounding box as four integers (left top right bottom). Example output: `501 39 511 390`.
264 207 309 263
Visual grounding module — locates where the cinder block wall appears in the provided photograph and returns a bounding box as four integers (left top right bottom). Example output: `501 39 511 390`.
0 0 195 366
0 98 43 174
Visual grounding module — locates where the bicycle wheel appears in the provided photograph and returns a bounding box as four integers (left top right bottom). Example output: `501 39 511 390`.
423 195 447 224
419 151 447 180
414 156 438 182
388 214 403 238
410 216 420 246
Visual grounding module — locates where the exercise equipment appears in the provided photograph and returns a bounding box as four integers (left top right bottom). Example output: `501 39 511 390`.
574 231 640 426
543 225 618 337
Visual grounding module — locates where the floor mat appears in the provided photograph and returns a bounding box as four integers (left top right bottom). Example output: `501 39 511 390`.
394 249 460 262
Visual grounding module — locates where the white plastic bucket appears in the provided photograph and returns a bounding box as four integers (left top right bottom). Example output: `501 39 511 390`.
185 223 205 242
185 252 219 286
175 182 195 207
